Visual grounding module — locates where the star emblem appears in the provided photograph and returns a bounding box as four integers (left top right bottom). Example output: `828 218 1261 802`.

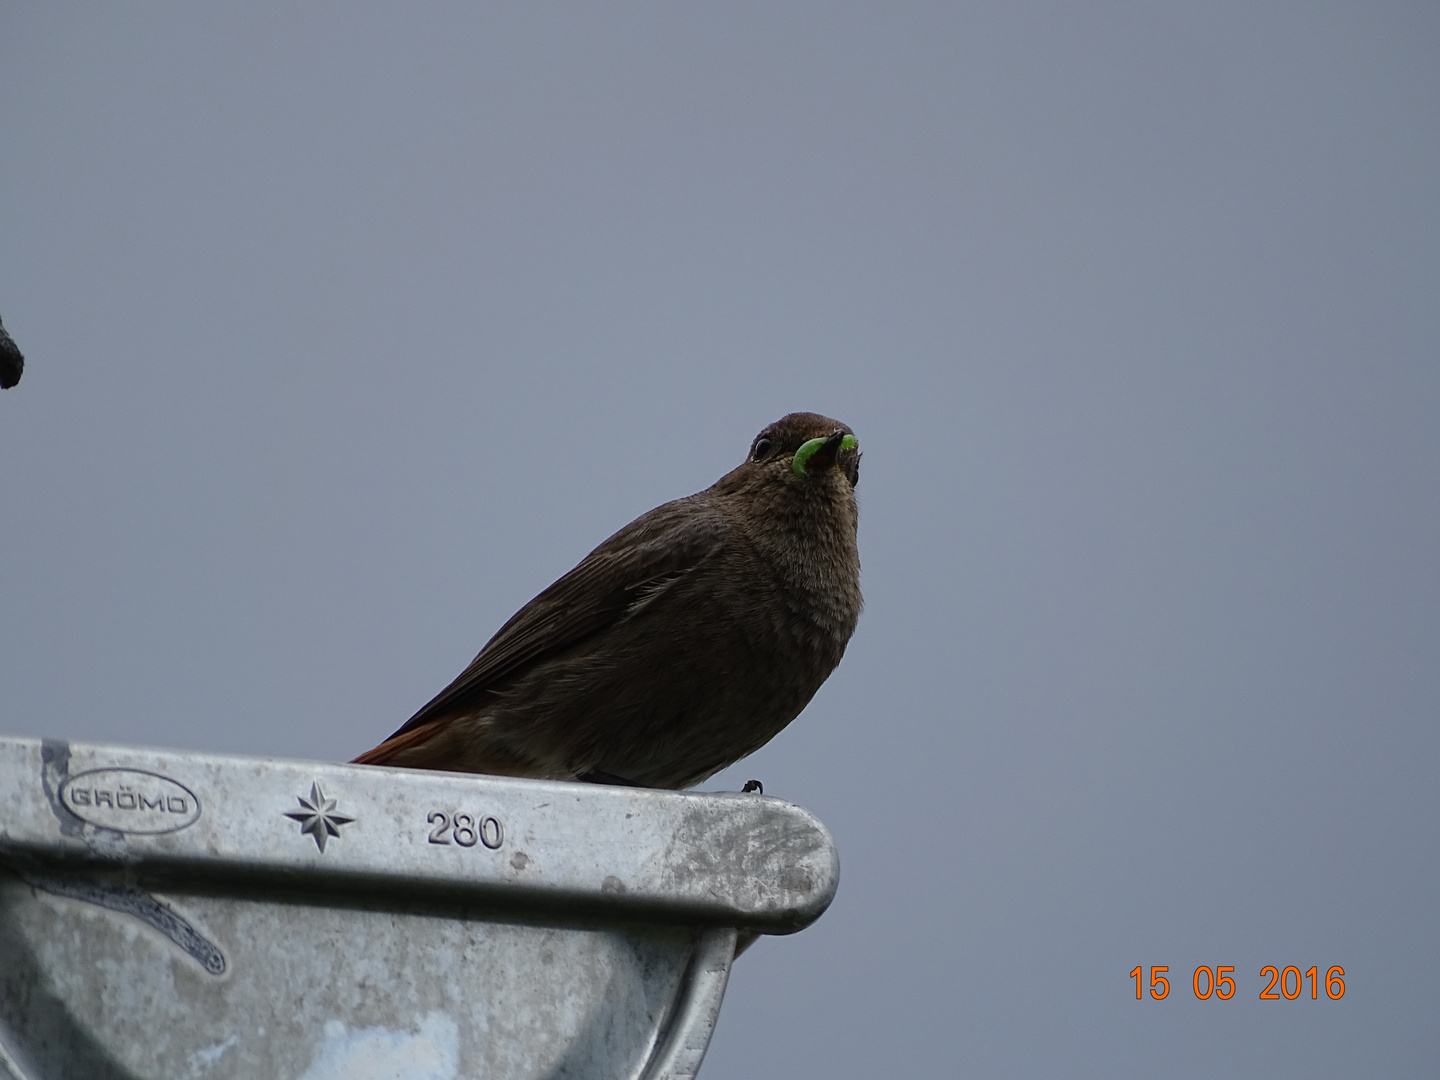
283 782 355 852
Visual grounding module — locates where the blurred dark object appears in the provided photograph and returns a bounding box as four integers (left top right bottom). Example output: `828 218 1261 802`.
0 316 23 389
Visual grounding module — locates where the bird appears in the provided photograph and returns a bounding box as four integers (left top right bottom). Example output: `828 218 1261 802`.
0 316 23 389
353 412 862 789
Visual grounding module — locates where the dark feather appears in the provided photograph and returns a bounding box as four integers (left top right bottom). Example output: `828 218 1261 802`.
388 497 728 739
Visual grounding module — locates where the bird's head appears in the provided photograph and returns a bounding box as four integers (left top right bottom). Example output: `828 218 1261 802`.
741 412 860 490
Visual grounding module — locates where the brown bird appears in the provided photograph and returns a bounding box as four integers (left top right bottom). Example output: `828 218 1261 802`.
353 412 862 789
0 316 23 390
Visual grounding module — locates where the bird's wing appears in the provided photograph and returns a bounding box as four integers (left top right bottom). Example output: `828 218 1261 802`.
388 496 728 738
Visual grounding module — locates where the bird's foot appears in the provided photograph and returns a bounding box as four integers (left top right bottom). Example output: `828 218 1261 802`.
742 779 764 794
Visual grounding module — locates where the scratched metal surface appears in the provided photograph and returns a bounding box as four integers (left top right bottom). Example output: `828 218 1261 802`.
0 735 838 1080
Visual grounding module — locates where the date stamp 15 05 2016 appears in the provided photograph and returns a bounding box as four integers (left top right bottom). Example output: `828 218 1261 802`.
1130 965 1346 1001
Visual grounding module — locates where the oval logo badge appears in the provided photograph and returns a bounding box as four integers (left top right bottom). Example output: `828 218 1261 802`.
60 768 201 834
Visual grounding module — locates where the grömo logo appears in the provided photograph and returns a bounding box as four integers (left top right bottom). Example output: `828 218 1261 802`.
60 768 201 834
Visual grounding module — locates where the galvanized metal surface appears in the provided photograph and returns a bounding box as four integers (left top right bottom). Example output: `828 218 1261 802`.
0 736 839 1080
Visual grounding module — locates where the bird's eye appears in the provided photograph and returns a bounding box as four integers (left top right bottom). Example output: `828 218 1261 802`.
751 437 773 461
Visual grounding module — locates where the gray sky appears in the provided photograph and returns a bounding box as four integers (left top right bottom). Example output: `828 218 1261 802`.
2 4 1437 1076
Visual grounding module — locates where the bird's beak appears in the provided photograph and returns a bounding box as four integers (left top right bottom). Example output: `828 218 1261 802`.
792 431 858 477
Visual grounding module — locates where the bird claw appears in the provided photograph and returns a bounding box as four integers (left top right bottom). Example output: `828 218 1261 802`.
742 779 764 794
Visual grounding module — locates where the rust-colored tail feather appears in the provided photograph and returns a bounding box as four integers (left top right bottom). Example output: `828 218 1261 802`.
350 718 546 779
350 720 448 767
